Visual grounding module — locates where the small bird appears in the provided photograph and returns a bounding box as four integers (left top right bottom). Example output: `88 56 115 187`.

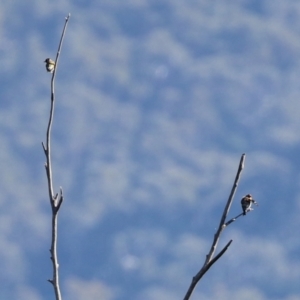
44 58 55 73
241 194 258 215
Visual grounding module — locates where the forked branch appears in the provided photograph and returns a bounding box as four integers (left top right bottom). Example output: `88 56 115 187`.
183 153 246 300
42 13 70 300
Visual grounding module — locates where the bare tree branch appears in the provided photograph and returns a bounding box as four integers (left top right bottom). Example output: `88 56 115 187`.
224 212 244 227
43 13 70 300
185 238 233 297
183 153 246 300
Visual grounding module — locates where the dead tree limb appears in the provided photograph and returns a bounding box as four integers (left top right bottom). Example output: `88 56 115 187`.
183 153 246 300
42 13 70 300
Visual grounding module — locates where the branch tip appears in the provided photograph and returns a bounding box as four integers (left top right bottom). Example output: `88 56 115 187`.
42 142 47 153
240 153 246 168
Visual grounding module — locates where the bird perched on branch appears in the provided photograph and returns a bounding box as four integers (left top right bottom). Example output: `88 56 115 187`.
241 194 258 215
44 58 55 73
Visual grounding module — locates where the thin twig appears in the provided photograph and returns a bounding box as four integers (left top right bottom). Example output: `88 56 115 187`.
224 213 244 227
183 154 246 300
43 13 70 300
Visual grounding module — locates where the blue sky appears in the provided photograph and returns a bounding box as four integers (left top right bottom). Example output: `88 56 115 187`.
1 0 300 299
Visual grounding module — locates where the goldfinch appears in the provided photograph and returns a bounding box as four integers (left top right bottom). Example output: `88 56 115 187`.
44 58 55 73
241 194 258 215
